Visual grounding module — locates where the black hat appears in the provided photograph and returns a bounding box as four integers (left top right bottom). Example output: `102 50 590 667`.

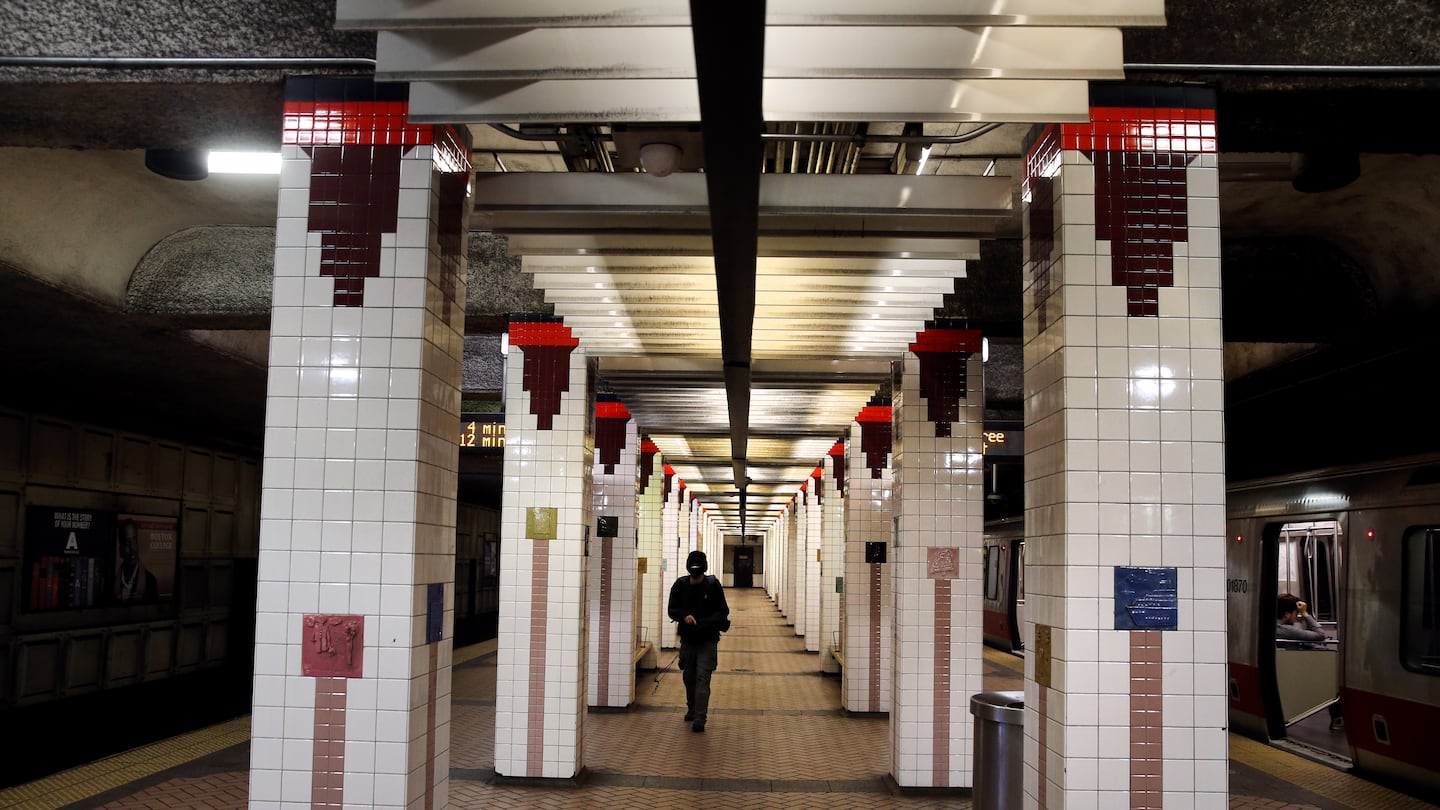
686 550 707 574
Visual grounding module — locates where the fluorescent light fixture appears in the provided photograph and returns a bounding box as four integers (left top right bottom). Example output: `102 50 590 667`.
914 145 932 176
500 332 510 356
207 151 281 174
982 337 990 363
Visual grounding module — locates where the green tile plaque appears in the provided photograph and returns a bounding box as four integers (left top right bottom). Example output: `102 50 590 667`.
525 507 558 540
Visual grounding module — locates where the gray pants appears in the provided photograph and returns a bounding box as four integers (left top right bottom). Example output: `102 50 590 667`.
679 638 719 721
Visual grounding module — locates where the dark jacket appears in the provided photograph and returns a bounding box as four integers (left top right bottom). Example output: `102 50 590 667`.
668 574 730 643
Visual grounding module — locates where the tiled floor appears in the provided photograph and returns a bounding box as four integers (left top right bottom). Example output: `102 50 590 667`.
3 587 1435 809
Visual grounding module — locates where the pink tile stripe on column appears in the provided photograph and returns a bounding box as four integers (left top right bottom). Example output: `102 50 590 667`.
869 562 882 710
932 579 952 787
527 539 550 778
311 678 346 807
598 536 613 701
425 643 438 810
1131 630 1164 809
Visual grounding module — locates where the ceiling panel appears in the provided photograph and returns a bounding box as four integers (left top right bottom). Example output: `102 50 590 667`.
342 0 1156 529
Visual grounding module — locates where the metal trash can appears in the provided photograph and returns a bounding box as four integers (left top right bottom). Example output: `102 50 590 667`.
970 691 1024 810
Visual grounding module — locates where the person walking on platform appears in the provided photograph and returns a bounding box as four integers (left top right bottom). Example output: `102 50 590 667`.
668 550 730 733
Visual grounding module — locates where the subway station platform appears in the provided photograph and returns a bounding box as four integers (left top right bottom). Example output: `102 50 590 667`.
1 588 1433 810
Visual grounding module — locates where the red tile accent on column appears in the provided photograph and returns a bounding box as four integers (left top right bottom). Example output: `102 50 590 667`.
1067 102 1216 318
425 642 438 810
1130 629 1164 809
856 404 893 480
640 439 660 494
663 464 675 502
283 80 447 309
527 539 550 778
595 399 632 474
509 319 580 431
908 325 982 437
433 125 472 326
829 441 845 495
311 677 347 808
813 467 824 504
301 143 403 308
868 562 883 711
1024 125 1062 333
932 579 952 787
598 537 613 702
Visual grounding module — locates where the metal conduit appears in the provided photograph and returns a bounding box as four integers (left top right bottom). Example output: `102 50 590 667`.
8 55 1439 74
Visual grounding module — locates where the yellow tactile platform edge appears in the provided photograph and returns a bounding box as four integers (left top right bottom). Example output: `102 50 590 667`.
1229 733 1435 810
453 638 497 666
0 641 496 810
0 716 251 810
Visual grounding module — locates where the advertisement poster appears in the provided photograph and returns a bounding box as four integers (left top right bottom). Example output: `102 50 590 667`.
115 514 178 603
24 507 114 611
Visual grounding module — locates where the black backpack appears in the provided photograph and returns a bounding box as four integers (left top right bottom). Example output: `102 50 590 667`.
701 574 731 633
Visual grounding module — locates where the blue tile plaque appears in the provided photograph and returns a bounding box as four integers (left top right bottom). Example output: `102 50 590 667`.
1114 566 1178 630
426 582 444 644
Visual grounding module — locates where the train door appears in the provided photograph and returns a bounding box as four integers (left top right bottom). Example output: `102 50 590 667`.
1261 519 1347 762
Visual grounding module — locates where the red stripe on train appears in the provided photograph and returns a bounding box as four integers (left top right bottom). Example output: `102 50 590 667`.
1228 661 1266 718
983 609 1010 642
1339 686 1440 768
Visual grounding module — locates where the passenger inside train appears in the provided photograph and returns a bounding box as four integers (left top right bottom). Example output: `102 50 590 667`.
1276 594 1331 644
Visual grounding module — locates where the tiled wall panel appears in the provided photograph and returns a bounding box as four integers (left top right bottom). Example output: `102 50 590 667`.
820 443 846 673
842 415 893 714
588 410 637 708
890 332 985 788
638 442 663 659
1020 87 1227 810
805 472 823 653
494 318 592 779
252 77 470 809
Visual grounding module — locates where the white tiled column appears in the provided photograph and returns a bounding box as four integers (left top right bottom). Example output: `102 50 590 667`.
774 503 789 615
660 466 679 650
588 400 637 708
890 326 985 788
494 317 592 780
794 485 806 627
252 78 472 810
1021 87 1227 810
820 442 846 674
805 468 824 654
842 404 894 714
793 491 808 639
637 441 663 658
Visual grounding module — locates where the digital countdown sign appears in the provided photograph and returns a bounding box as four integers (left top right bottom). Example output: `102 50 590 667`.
459 415 505 449
982 428 1023 456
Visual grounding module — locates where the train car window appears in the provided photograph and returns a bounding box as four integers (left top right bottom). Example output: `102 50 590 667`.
1402 527 1440 674
984 545 1001 600
1277 522 1341 623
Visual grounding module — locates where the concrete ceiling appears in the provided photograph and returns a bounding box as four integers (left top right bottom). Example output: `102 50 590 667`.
3 0 1440 523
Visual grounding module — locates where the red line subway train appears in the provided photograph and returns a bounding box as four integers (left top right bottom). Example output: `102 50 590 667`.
981 454 1440 798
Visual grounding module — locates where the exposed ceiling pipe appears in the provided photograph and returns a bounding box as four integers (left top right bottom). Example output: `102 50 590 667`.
689 0 766 533
0 56 379 69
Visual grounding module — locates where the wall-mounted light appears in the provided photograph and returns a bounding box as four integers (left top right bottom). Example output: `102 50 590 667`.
145 148 208 181
981 337 990 363
499 332 510 356
914 145 932 176
207 150 282 175
639 142 682 177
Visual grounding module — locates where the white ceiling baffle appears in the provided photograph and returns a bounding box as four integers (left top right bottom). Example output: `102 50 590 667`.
336 0 1163 533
